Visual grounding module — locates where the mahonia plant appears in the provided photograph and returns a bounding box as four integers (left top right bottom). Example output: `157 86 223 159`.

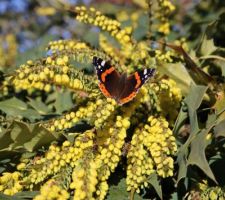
0 0 183 199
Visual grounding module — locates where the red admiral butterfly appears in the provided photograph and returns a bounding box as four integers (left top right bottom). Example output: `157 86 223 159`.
93 56 156 105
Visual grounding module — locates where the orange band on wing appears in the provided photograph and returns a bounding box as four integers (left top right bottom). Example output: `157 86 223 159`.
134 72 141 88
118 91 137 105
98 83 112 98
101 67 115 82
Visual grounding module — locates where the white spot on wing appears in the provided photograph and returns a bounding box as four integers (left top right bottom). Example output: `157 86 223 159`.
98 65 101 69
144 69 147 75
101 60 106 66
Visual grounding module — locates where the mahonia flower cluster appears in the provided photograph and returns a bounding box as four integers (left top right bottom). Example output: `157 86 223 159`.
94 116 130 199
99 34 123 64
200 186 225 200
18 131 95 191
91 98 117 128
44 98 116 131
155 38 189 63
155 0 175 35
155 49 174 63
128 42 153 72
14 116 132 200
117 10 141 29
45 101 98 132
70 146 98 200
73 5 155 72
8 56 97 95
126 126 155 193
150 79 182 124
67 130 98 200
0 172 23 195
34 179 69 200
75 6 133 50
47 39 88 53
127 116 177 192
195 180 225 200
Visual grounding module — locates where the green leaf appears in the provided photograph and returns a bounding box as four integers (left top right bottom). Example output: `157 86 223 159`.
0 128 14 151
17 109 42 121
159 63 192 95
133 14 148 41
27 97 50 115
198 21 217 56
187 126 217 183
0 97 41 120
170 192 179 200
13 191 39 199
0 193 21 200
176 84 208 183
173 104 188 136
0 192 39 200
184 84 208 134
23 124 58 151
0 97 27 115
54 90 73 114
107 178 142 200
0 120 60 154
161 43 213 85
176 147 188 184
8 121 33 150
148 173 162 199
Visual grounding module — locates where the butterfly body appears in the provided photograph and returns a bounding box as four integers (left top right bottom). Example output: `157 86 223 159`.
93 57 155 105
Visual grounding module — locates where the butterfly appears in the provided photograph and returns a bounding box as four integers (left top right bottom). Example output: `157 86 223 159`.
93 56 155 105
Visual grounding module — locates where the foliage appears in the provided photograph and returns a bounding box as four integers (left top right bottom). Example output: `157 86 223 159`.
0 0 225 199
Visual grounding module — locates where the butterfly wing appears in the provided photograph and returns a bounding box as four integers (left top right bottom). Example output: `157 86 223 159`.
118 68 156 104
93 57 121 98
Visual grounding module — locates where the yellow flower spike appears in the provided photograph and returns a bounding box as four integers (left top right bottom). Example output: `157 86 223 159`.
54 74 62 84
17 163 26 171
61 74 70 84
34 179 69 200
122 118 130 129
18 72 25 79
27 60 33 65
115 120 122 128
46 57 52 64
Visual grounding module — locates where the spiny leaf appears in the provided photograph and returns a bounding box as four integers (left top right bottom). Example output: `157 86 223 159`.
27 97 50 115
176 84 208 183
148 173 162 199
0 97 41 120
187 126 217 183
23 124 58 151
0 97 27 112
198 21 217 56
177 146 189 184
0 120 60 154
173 103 188 136
184 84 208 134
